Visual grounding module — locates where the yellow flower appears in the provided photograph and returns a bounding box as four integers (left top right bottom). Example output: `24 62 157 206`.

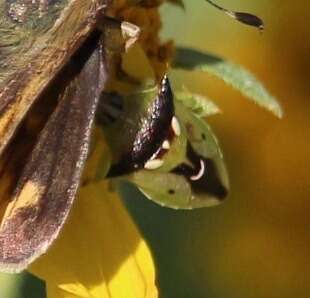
30 181 158 298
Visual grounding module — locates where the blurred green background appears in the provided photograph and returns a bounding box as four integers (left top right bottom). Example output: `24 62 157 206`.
1 1 309 297
133 1 309 297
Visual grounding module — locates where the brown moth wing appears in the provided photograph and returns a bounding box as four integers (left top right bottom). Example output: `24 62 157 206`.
0 124 37 221
0 35 107 273
0 66 65 228
0 0 108 157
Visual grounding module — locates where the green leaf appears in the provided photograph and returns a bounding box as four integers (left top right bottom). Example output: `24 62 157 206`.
129 171 196 209
173 47 283 118
125 101 229 210
175 91 221 117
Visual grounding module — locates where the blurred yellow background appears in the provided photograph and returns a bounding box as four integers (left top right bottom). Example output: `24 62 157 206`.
151 0 309 297
132 0 309 297
1 1 309 297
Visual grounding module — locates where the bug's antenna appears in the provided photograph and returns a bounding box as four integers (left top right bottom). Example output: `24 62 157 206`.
205 0 264 31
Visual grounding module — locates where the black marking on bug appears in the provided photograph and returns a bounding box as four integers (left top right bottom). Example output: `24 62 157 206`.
172 143 227 199
106 75 175 177
168 189 175 195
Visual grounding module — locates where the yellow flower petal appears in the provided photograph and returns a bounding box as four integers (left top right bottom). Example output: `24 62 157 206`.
29 181 158 298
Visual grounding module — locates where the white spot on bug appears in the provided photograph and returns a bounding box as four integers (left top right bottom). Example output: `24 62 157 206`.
144 159 164 170
190 159 205 181
171 116 181 136
161 75 168 93
162 140 170 150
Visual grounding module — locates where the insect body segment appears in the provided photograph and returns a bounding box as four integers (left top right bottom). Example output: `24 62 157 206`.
98 75 229 209
99 75 175 176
